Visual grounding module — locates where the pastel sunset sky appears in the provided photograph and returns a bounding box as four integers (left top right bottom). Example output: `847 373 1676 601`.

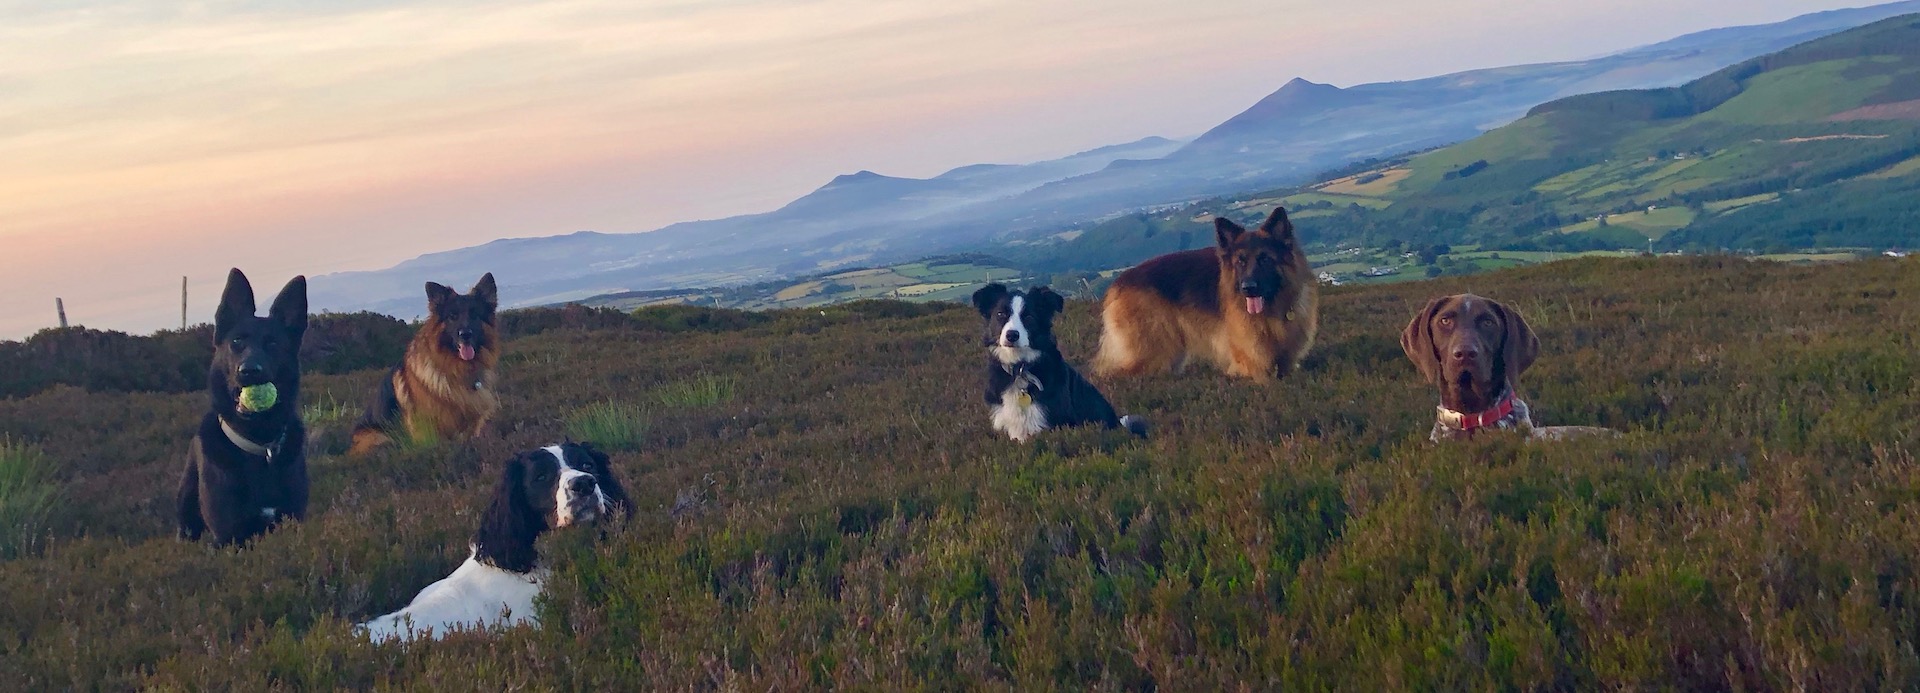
0 0 1870 337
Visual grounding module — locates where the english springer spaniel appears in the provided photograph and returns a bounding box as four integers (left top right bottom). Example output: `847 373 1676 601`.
973 283 1147 442
359 442 631 641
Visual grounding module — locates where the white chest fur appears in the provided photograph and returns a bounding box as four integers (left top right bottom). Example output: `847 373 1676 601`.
358 555 547 641
990 384 1049 442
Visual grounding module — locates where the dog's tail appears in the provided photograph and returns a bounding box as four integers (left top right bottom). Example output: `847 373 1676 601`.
177 461 205 541
1119 415 1149 439
347 368 403 457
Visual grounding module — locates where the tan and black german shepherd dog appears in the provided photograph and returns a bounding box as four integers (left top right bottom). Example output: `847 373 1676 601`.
1094 207 1318 381
349 274 500 456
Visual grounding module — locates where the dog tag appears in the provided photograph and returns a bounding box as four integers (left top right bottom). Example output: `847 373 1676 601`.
1016 392 1033 408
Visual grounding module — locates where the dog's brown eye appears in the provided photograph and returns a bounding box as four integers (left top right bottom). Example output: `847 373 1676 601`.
1438 317 1453 327
230 338 244 350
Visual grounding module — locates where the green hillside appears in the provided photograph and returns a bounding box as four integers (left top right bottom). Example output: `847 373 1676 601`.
1253 14 1920 254
3 257 1919 688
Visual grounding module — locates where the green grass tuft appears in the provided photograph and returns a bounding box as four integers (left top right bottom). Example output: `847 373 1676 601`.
0 437 58 559
301 396 355 430
565 400 651 451
652 374 737 408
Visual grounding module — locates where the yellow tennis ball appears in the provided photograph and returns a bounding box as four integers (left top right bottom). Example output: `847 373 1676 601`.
238 383 279 413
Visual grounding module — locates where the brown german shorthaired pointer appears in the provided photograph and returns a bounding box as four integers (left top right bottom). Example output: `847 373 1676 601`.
1401 293 1619 442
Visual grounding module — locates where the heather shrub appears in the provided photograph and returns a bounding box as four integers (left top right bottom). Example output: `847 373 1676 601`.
1 257 1917 689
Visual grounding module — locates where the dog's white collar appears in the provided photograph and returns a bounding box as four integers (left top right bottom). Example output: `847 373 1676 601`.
220 419 284 459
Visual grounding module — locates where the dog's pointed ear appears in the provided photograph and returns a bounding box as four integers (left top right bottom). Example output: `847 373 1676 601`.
215 269 256 340
1214 216 1246 249
1401 296 1447 386
1260 207 1294 237
471 273 498 310
425 282 454 309
971 283 1008 317
1028 286 1065 314
1494 300 1539 386
474 454 540 573
268 276 307 338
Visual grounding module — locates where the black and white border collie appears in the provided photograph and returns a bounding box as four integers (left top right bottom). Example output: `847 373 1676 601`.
359 442 631 641
972 284 1147 442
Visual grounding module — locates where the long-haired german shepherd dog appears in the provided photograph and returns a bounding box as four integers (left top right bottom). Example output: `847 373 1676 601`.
177 269 310 546
349 274 500 456
1094 206 1317 381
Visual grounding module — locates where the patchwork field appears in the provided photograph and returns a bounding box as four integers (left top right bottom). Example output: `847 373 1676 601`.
581 258 1032 312
3 257 1918 689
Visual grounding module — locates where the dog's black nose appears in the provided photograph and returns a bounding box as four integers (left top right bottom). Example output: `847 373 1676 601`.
1238 281 1260 296
568 475 596 495
1452 346 1479 362
237 364 266 380
456 328 475 342
1002 329 1021 344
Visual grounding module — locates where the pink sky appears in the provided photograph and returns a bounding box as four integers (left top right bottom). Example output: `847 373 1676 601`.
0 0 1875 337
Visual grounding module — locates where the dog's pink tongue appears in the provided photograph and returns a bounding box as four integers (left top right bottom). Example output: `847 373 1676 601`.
458 344 476 361
1246 296 1266 315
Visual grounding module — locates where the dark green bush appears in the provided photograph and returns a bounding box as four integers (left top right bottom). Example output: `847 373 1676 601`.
0 312 411 398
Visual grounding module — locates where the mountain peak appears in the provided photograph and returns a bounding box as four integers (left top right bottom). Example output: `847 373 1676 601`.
1270 77 1341 100
1181 77 1349 149
830 170 886 184
815 169 918 193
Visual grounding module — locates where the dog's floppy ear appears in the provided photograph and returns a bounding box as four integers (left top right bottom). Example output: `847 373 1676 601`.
1027 286 1065 315
471 273 498 311
215 269 255 340
1260 207 1294 237
578 443 633 516
474 453 540 572
268 276 307 338
971 283 1009 317
1214 216 1246 249
1400 296 1448 386
425 282 454 309
1492 299 1539 386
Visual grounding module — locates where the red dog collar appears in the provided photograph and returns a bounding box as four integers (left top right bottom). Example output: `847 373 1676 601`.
1442 393 1515 431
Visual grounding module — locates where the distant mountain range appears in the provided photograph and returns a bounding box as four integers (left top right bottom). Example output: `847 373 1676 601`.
1051 11 1920 266
310 1 1920 317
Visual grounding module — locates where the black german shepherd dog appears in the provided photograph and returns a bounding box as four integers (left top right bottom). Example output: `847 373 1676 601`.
177 269 310 546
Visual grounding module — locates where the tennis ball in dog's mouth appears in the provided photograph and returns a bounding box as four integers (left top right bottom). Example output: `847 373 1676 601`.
238 383 279 413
